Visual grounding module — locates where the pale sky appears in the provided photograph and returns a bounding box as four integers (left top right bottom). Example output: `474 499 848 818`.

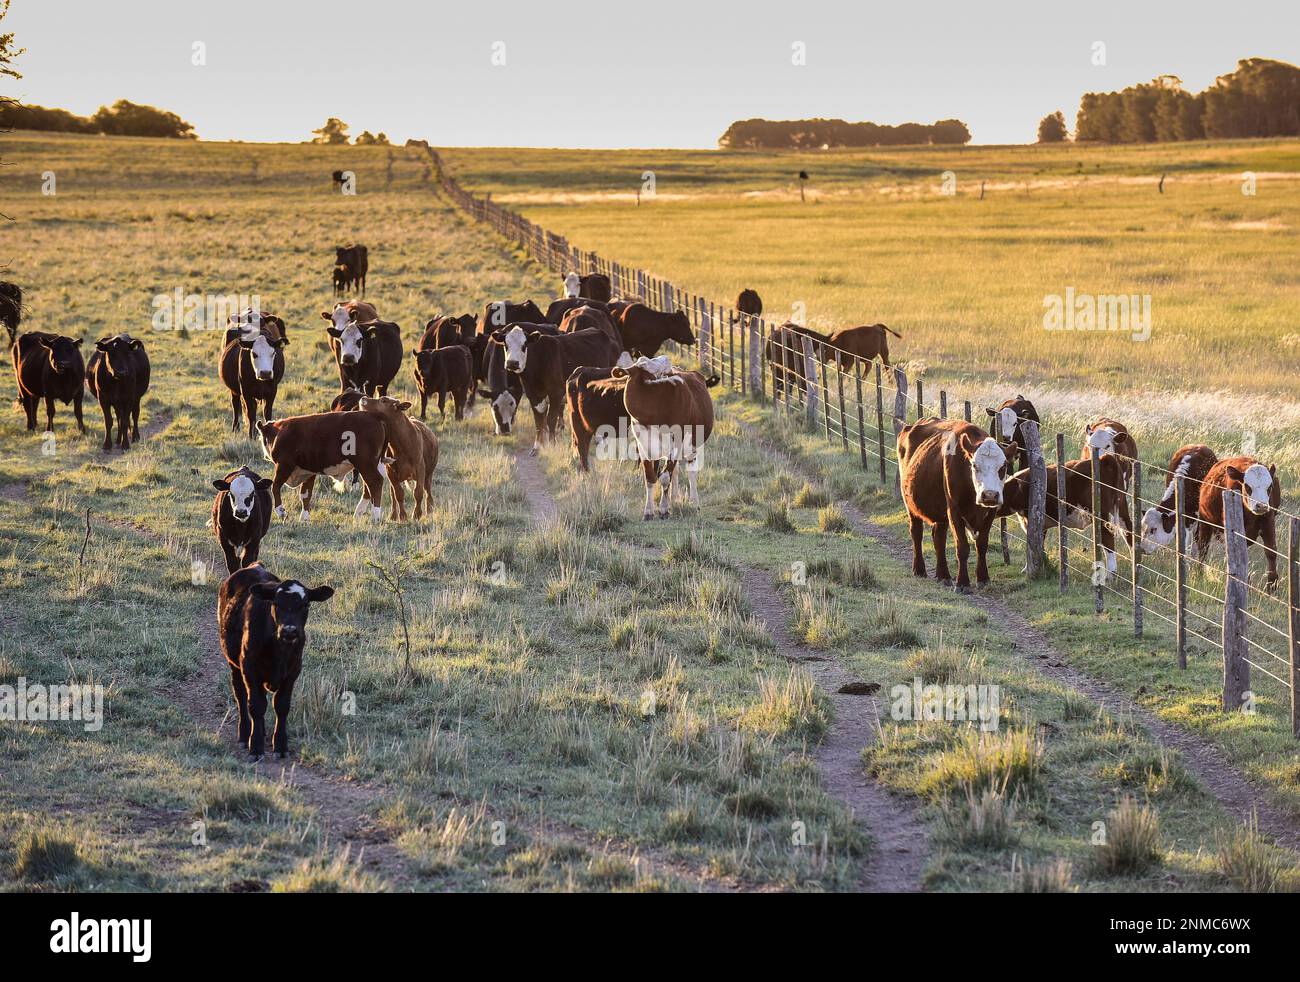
9 0 1298 147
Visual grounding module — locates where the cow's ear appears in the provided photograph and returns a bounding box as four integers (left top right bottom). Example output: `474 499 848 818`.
251 583 280 600
274 337 289 348
984 407 995 417
1269 464 1277 477
325 327 342 338
397 401 412 412
72 337 82 346
320 311 332 321
489 330 505 343
306 585 335 603
254 478 272 491
129 338 143 350
1225 466 1244 482
611 366 628 379
212 479 231 491
958 432 982 459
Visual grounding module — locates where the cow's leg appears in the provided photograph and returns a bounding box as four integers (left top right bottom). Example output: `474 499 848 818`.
452 390 464 421
21 392 36 430
229 666 251 747
73 391 85 433
247 685 267 760
909 516 927 577
975 519 992 585
117 403 131 449
1099 523 1118 583
356 461 385 522
241 535 261 568
243 394 258 439
388 468 405 521
229 391 242 431
131 396 141 440
438 390 446 419
952 517 972 591
44 395 55 433
530 407 546 457
262 390 275 422
1262 516 1279 587
1194 522 1213 563
271 681 294 758
574 427 593 472
270 463 295 519
99 400 113 451
298 480 314 522
932 520 952 583
640 459 657 520
419 390 428 420
221 540 240 574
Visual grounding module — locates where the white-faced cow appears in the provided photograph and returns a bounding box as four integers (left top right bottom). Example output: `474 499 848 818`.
220 328 286 438
218 563 334 760
13 332 86 434
1081 418 1137 489
1139 444 1218 555
984 396 1039 473
86 333 150 451
478 333 526 436
1196 455 1282 586
899 418 1007 591
563 272 581 299
211 466 273 572
225 308 287 346
324 312 402 397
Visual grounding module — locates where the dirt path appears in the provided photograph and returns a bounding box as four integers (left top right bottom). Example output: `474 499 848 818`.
515 449 559 522
743 568 929 891
744 422 1300 851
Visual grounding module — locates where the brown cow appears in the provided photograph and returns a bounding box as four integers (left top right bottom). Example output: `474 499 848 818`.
357 395 431 521
984 395 1040 474
1139 444 1218 555
1195 455 1282 585
256 411 389 523
616 303 696 357
477 299 545 336
1081 418 1138 489
764 322 825 398
418 314 476 350
823 324 900 366
999 453 1133 581
560 304 620 343
898 418 1008 591
613 356 716 519
86 333 150 451
567 367 626 472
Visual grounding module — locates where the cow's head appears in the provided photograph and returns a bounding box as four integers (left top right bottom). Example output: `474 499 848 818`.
985 397 1035 455
952 432 1006 509
212 469 271 522
335 246 348 262
228 307 265 334
358 395 412 420
94 334 143 378
255 420 281 460
38 335 82 375
563 272 581 299
1139 505 1178 554
1226 462 1277 517
1084 423 1121 457
239 331 286 381
250 579 335 648
666 311 696 345
326 314 368 366
478 383 518 435
614 355 675 384
320 303 355 334
414 349 440 382
493 325 537 373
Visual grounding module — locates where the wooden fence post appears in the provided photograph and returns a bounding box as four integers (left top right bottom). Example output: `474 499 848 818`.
698 298 710 371
835 352 848 450
997 413 1010 565
854 359 867 469
1091 446 1104 613
875 361 887 486
1023 421 1046 579
739 316 747 395
821 352 832 442
748 317 763 396
1221 489 1250 713
801 334 819 426
1289 516 1299 738
1131 460 1143 637
916 378 925 419
939 390 948 419
892 367 908 498
1175 476 1188 668
1057 433 1068 593
963 401 972 423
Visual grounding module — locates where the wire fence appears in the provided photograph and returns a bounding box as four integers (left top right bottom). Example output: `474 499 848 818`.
426 150 1300 739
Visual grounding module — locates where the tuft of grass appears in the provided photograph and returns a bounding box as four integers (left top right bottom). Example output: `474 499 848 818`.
865 596 922 648
792 585 848 648
792 482 830 508
918 729 1043 798
1215 815 1295 893
903 638 985 686
941 781 1019 850
13 829 83 882
817 504 851 533
201 781 277 821
805 556 879 590
1009 856 1075 893
1091 796 1163 877
740 667 828 737
762 501 795 533
271 846 379 893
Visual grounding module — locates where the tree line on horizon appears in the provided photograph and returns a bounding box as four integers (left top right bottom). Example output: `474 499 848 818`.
718 117 971 149
0 98 196 139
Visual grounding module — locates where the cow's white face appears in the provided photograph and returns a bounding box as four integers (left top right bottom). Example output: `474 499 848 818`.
1242 463 1274 515
491 390 518 434
563 273 580 299
1085 425 1118 455
1140 506 1175 553
999 408 1018 442
970 438 1006 508
335 322 364 365
227 473 257 521
503 326 529 373
246 334 278 380
327 306 352 332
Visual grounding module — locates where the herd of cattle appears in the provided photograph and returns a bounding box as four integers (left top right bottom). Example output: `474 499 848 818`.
2 269 1285 760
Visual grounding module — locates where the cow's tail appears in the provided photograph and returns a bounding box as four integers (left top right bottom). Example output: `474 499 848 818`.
880 324 902 338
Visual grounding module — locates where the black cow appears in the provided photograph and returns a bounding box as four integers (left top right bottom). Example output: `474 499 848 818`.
13 332 86 433
615 303 697 357
219 330 287 438
211 467 273 573
579 273 612 303
477 299 545 336
414 345 475 420
478 332 525 436
0 281 22 349
545 297 610 325
218 563 334 760
86 333 150 451
334 244 368 296
326 317 402 396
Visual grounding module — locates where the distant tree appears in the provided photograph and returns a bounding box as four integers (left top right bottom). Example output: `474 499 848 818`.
355 130 377 145
930 119 972 145
718 116 971 149
312 117 350 145
1037 111 1068 143
0 102 97 133
374 131 390 145
93 100 195 139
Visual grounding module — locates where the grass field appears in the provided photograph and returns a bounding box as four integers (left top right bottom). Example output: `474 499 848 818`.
2 131 1299 893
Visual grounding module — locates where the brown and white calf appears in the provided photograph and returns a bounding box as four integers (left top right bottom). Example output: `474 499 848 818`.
999 453 1133 581
492 324 625 454
984 395 1039 473
211 466 273 573
219 329 286 438
413 346 474 420
1081 418 1138 489
1139 444 1218 555
86 333 150 451
899 418 1007 591
1196 455 1282 586
256 411 389 522
357 395 431 521
218 563 334 760
613 356 716 519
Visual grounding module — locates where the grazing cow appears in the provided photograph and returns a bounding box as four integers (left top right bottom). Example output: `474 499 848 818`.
560 304 620 343
358 396 431 521
764 322 826 398
579 273 612 303
418 314 476 351
999 453 1133 581
219 330 286 438
477 299 545 336
823 324 901 367
0 281 23 348
984 396 1040 473
612 356 716 519
616 303 697 358
736 288 763 321
898 418 1007 591
86 333 150 451
13 332 86 434
256 411 389 522
218 563 334 760
225 309 287 346
325 315 402 396
1139 445 1218 555
334 244 368 296
545 296 609 325
413 345 475 420
211 467 273 573
563 272 581 299
1196 455 1282 586
492 324 623 453
1081 418 1137 488
331 169 346 187
478 332 526 435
